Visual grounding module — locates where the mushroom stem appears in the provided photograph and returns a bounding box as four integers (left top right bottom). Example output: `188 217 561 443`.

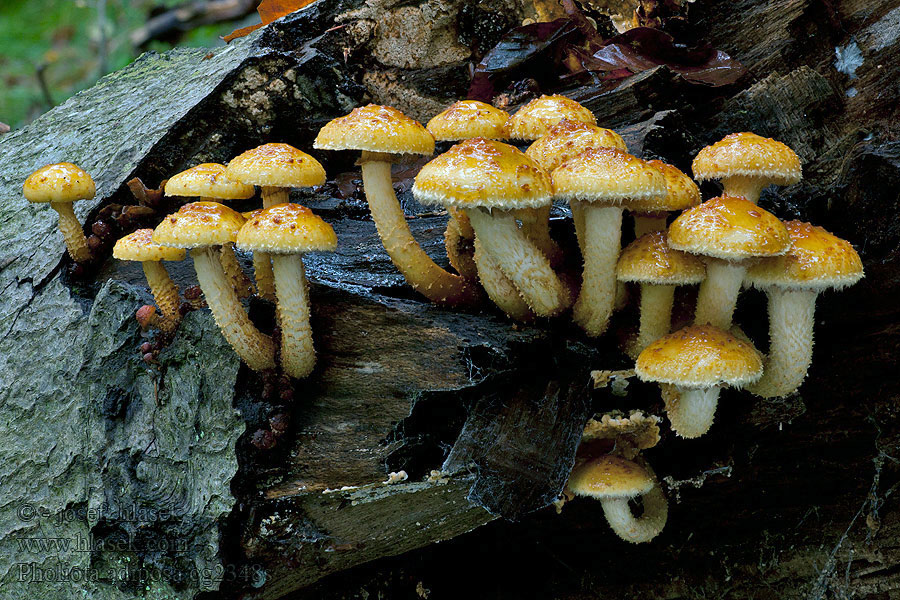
252 187 288 301
599 484 668 543
662 384 720 439
473 238 535 321
747 288 817 398
465 207 564 316
722 176 763 204
571 201 586 249
221 242 254 298
573 205 623 336
444 213 478 279
633 213 668 237
142 261 181 333
271 254 316 378
261 187 290 208
630 283 675 358
693 258 745 329
190 247 276 371
51 202 91 262
360 154 479 306
516 206 564 266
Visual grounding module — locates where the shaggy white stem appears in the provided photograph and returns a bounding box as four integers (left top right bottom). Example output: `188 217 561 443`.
633 213 668 237
271 254 316 379
473 238 534 321
142 261 181 333
51 202 91 262
573 205 622 336
599 485 668 543
722 175 763 204
663 384 720 439
694 258 745 329
465 208 564 317
444 214 478 280
252 187 290 301
747 288 817 398
571 201 586 250
220 243 254 298
630 283 675 358
261 187 290 208
517 206 564 267
191 248 275 371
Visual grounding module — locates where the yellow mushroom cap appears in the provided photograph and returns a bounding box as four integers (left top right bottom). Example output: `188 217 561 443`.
165 163 255 200
236 203 337 255
551 148 666 206
412 138 552 210
505 95 597 140
525 120 627 172
692 132 801 186
225 143 326 189
23 162 96 204
113 229 186 262
635 324 763 388
617 231 706 285
628 160 701 213
426 100 509 141
241 209 262 221
745 220 864 291
314 104 435 155
668 196 791 260
567 455 654 499
153 201 246 249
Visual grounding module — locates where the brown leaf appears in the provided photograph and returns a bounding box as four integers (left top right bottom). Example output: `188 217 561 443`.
225 0 318 42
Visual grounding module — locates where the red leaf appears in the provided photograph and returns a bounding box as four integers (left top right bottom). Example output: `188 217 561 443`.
225 0 317 42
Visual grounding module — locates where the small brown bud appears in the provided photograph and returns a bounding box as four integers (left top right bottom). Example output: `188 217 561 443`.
250 429 276 450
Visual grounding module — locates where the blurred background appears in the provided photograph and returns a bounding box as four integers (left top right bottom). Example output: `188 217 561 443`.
0 0 263 130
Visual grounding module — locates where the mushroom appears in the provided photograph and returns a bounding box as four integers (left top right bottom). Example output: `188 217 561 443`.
692 132 801 204
413 138 566 317
314 104 479 306
668 195 791 329
552 148 666 336
566 454 668 543
226 143 327 301
635 325 763 438
617 231 706 358
236 203 337 378
630 160 700 237
744 221 864 398
113 229 186 333
153 202 275 371
23 162 96 262
165 163 256 298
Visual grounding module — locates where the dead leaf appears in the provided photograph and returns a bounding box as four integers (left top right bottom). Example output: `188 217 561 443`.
225 0 318 42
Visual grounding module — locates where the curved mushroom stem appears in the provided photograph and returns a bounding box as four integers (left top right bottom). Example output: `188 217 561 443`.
473 238 535 322
633 212 668 237
599 484 668 543
662 383 720 439
360 153 480 306
444 212 478 280
628 283 675 359
571 201 586 249
573 204 623 336
693 258 745 329
271 254 316 379
250 187 288 301
465 207 564 317
142 261 182 333
220 243 254 298
747 288 817 398
190 248 275 371
722 176 764 204
516 206 564 267
51 202 91 262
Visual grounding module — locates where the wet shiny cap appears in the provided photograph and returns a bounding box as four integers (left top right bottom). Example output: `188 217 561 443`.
412 138 552 210
237 203 337 255
617 231 706 285
225 144 326 189
628 160 701 213
165 163 255 199
526 120 627 172
426 100 509 141
24 163 95 204
551 148 666 206
153 201 246 249
113 229 186 262
505 95 596 140
567 455 654 499
745 220 864 291
314 104 435 155
635 324 763 388
693 132 801 186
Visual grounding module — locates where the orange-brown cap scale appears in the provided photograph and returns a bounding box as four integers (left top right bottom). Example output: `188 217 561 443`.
314 104 435 155
153 202 246 249
165 163 255 199
745 221 864 290
113 229 186 262
617 231 706 285
23 163 95 203
693 132 801 186
668 196 791 260
568 455 655 499
628 161 701 212
635 324 763 388
525 120 627 172
412 138 552 210
426 100 509 141
505 95 597 140
226 143 326 189
551 148 666 205
236 203 337 255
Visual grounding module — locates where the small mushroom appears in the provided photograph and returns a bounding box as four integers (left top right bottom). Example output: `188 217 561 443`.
635 325 763 438
23 162 96 262
630 160 700 236
744 221 863 398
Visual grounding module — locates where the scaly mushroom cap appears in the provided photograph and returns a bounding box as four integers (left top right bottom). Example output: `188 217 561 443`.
225 143 326 189
412 138 552 210
23 162 95 203
693 132 801 186
113 229 186 262
745 221 864 291
628 160 701 212
165 163 255 199
153 201 246 249
635 324 763 388
426 100 509 141
568 455 655 499
551 148 667 206
617 231 706 285
668 196 791 260
505 95 597 140
314 104 435 155
525 120 627 172
237 203 337 254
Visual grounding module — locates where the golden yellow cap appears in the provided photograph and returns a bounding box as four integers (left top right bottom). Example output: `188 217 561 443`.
225 143 326 189
23 163 95 204
314 104 435 155
505 95 596 140
525 120 626 171
551 148 666 206
113 229 186 262
628 160 701 213
426 100 509 141
153 201 246 249
165 163 255 200
617 231 705 285
567 455 654 499
692 132 801 186
236 203 337 254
